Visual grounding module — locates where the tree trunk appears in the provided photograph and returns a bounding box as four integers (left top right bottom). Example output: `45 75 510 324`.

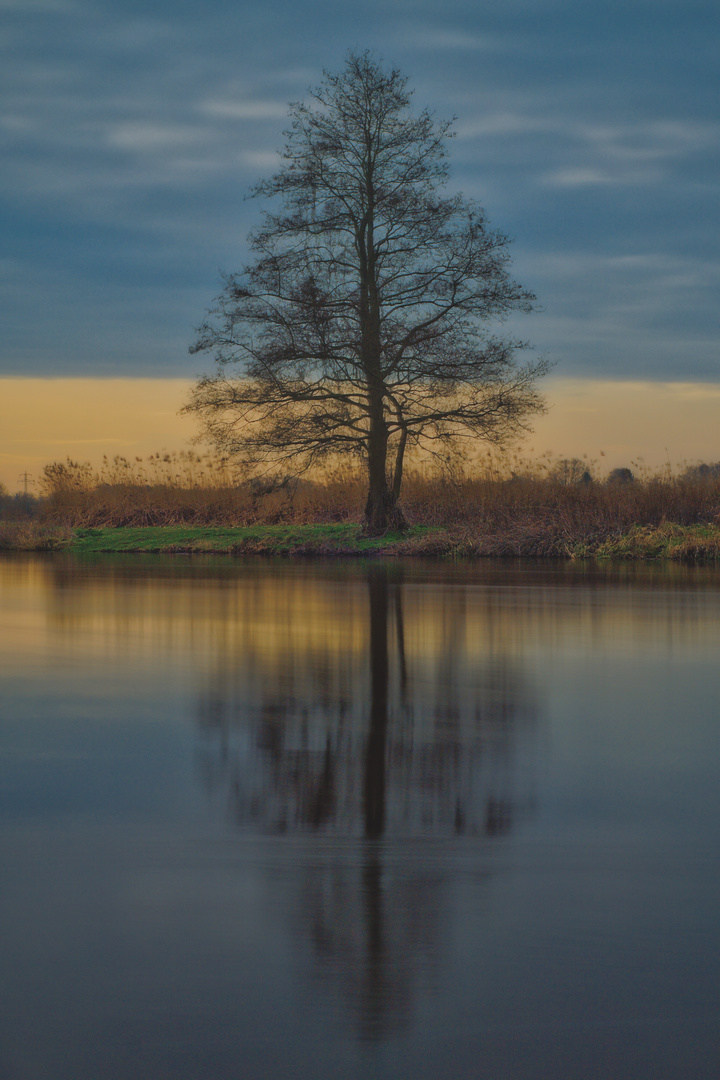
358 158 407 536
364 485 406 535
391 423 407 505
363 422 406 533
361 349 406 534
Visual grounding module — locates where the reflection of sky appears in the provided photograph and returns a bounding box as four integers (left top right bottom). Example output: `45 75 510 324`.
1 0 718 383
1 557 720 1076
7 557 720 661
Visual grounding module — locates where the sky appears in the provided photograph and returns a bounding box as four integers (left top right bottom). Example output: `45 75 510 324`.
1 0 718 488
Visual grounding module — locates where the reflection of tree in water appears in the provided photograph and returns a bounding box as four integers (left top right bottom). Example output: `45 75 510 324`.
195 566 540 1042
196 567 537 840
297 850 443 1042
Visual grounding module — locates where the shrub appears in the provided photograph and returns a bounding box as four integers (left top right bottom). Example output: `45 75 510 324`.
607 467 634 486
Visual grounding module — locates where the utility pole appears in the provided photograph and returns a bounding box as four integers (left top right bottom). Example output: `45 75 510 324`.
17 472 33 495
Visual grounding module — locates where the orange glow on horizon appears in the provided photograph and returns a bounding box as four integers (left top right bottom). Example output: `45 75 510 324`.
0 379 195 493
1 376 719 493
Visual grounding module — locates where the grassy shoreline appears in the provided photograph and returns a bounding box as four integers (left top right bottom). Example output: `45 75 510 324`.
4 521 720 561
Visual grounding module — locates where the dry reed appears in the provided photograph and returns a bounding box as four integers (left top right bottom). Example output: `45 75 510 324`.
34 451 720 553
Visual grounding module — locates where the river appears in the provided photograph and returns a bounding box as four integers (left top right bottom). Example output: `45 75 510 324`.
1 555 719 1079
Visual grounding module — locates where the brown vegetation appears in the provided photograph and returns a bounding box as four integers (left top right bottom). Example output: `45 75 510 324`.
33 452 720 557
0 521 73 551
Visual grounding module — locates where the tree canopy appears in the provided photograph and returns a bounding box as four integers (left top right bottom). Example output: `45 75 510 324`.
185 51 548 532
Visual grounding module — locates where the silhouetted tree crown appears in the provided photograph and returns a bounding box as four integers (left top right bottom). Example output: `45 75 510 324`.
186 51 548 533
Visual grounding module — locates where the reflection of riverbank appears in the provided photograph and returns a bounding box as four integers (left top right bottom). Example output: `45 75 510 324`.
5 557 720 675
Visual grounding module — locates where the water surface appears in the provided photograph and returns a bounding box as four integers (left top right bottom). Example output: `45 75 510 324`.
1 555 719 1078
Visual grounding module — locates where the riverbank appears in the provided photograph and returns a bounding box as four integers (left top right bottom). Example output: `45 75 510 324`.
3 521 720 560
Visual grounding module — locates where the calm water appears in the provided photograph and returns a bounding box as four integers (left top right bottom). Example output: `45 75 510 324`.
1 555 719 1079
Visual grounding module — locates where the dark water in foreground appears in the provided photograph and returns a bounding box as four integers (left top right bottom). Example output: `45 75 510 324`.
1 555 719 1079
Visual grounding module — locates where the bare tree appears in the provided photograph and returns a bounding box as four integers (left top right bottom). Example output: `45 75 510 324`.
552 458 593 485
185 51 548 533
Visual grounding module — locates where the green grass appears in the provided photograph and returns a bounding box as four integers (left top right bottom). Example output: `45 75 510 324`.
63 521 720 559
71 523 435 555
592 522 720 561
5 520 720 560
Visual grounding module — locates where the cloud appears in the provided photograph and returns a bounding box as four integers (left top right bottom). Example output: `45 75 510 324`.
553 119 720 186
0 260 208 376
200 99 290 121
520 250 720 311
239 150 282 170
0 12 305 232
0 0 717 387
401 28 512 51
544 167 617 187
502 249 720 380
106 121 210 153
0 0 81 10
456 108 720 188
455 112 556 139
585 120 720 161
450 103 720 197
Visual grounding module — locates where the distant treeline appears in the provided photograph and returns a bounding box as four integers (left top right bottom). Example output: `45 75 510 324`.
0 491 40 522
